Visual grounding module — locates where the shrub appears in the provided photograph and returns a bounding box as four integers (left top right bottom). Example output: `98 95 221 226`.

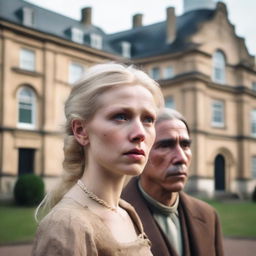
252 186 256 202
14 174 45 206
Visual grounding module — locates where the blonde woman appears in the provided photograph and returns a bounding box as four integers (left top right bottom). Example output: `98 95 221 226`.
32 63 164 255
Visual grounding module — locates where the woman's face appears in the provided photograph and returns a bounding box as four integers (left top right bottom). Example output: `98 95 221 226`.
85 84 158 177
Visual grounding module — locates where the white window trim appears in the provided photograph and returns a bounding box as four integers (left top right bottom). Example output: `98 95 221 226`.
17 87 36 129
211 100 225 128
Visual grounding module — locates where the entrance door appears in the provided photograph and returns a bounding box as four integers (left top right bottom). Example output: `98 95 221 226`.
214 154 225 191
18 148 35 175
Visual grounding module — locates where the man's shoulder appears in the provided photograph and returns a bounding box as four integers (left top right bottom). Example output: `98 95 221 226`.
180 192 217 215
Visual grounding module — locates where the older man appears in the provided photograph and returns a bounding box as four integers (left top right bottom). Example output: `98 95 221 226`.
122 108 224 256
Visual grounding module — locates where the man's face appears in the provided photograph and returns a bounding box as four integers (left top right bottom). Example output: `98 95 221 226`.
141 119 192 193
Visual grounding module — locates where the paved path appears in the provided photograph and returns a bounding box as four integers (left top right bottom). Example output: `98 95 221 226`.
0 238 255 255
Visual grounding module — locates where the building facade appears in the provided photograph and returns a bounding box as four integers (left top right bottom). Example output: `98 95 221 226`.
0 0 256 197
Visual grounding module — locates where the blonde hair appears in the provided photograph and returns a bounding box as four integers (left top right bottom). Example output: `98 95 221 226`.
35 62 164 220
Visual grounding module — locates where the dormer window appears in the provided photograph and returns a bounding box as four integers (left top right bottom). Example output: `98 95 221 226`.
90 33 102 50
121 41 131 58
71 28 84 44
22 7 34 27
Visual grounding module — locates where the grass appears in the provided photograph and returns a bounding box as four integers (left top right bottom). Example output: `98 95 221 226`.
204 199 256 238
0 201 37 245
0 199 255 245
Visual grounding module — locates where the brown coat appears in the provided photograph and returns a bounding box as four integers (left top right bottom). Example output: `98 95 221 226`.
122 177 224 256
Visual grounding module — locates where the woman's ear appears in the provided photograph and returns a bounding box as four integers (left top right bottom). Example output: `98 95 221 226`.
71 119 89 146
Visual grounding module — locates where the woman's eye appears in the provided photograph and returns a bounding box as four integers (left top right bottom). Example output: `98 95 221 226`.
143 116 155 124
113 113 128 121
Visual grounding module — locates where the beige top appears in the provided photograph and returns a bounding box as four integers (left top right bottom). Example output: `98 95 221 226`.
32 185 152 256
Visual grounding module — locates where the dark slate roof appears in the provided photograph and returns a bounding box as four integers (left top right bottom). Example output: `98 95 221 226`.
0 0 216 58
107 9 215 58
0 0 118 54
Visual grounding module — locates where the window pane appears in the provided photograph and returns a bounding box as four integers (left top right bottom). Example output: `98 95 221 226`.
20 49 35 71
90 33 102 49
163 66 174 79
150 67 160 80
252 157 256 178
212 100 224 127
165 97 175 109
71 28 83 43
251 110 256 136
213 51 225 84
69 63 84 84
18 87 35 128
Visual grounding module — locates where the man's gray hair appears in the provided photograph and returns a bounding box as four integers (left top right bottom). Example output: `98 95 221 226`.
156 108 190 135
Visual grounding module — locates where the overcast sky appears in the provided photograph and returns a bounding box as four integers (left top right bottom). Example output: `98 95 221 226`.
25 0 256 56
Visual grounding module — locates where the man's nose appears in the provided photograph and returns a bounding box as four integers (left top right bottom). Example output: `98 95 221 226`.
129 120 146 142
172 145 187 163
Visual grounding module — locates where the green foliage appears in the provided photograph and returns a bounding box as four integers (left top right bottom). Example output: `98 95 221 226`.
14 174 45 206
252 186 256 202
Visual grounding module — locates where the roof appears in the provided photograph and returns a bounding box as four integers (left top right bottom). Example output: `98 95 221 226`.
0 0 216 58
107 9 215 58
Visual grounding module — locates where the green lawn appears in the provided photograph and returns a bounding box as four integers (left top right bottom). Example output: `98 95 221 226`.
0 202 37 245
0 200 255 245
205 200 256 238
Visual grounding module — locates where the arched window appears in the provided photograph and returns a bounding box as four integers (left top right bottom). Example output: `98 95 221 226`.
17 87 36 129
212 50 226 84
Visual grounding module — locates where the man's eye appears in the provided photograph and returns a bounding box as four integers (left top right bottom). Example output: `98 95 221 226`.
181 140 191 148
113 113 128 121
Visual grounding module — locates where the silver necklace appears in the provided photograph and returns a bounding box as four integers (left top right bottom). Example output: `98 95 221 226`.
77 179 117 211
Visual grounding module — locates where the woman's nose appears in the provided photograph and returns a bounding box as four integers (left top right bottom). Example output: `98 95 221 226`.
130 121 146 142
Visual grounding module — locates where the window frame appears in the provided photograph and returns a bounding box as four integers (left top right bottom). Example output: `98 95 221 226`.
163 66 174 79
17 87 36 129
251 156 256 179
149 67 160 80
22 7 34 27
211 100 225 128
212 50 226 84
71 27 84 44
69 62 84 84
251 109 256 136
90 33 103 50
165 96 175 109
19 48 35 71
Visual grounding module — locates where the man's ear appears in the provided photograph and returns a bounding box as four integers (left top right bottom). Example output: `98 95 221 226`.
71 119 89 146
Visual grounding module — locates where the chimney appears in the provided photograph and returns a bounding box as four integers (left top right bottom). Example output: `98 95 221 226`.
166 7 176 44
132 13 143 28
81 7 92 25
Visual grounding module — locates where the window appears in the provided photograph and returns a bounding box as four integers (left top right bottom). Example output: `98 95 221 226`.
22 7 34 27
251 109 256 136
252 82 256 92
18 87 36 129
252 156 256 178
69 63 84 84
212 50 225 84
212 100 224 127
20 48 35 71
71 28 84 44
90 33 102 49
149 67 160 80
121 41 131 58
165 97 175 109
163 66 174 79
